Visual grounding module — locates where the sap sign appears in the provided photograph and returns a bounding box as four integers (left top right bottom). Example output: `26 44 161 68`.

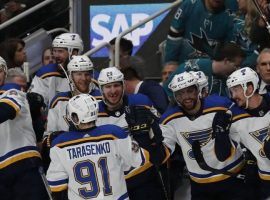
90 3 170 57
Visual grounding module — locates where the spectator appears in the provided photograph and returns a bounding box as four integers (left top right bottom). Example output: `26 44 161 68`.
122 67 169 114
109 37 145 78
160 62 177 86
0 38 26 70
41 47 55 66
0 0 42 23
164 42 245 98
256 48 270 94
164 0 234 66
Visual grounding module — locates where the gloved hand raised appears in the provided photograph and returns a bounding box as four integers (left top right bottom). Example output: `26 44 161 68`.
212 110 232 135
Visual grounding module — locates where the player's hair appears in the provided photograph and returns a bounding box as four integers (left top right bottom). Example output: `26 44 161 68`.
121 67 142 81
109 38 133 56
5 68 27 83
213 42 246 61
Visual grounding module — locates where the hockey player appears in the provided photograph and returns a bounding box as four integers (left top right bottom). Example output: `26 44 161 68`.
96 67 168 200
165 0 235 65
46 94 154 200
0 56 7 86
0 69 48 199
219 67 270 199
45 55 102 134
160 71 246 199
190 71 209 98
29 33 84 105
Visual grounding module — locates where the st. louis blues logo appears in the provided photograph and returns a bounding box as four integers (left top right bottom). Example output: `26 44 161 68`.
180 128 212 159
249 127 269 158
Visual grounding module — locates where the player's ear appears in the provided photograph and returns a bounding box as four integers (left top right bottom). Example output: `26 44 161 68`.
71 113 79 124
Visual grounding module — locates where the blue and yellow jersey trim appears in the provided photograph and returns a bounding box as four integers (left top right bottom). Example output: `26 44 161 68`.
48 179 68 192
189 156 245 183
125 149 152 179
0 146 41 169
54 134 119 148
161 106 229 125
40 72 64 79
36 64 65 79
259 169 270 181
161 112 183 125
0 97 21 114
232 113 251 122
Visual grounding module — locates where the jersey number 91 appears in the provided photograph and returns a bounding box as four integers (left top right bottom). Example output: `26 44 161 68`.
74 157 112 198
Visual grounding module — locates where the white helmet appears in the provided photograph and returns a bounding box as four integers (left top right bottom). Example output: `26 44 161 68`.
98 67 124 86
190 71 208 95
0 56 7 77
52 33 84 57
227 67 259 91
227 67 259 108
67 94 99 126
67 55 94 73
169 71 198 92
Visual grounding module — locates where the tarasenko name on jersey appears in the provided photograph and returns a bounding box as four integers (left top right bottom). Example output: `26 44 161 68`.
90 3 170 57
67 142 110 160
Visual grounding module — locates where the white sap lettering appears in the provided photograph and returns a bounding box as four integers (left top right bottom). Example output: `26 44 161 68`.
91 13 154 48
92 14 111 46
111 14 129 37
131 13 152 46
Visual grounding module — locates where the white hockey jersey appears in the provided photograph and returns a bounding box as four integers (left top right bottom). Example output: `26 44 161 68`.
96 94 157 180
0 84 40 169
230 103 270 181
29 64 70 106
45 90 102 135
160 95 244 184
46 124 149 200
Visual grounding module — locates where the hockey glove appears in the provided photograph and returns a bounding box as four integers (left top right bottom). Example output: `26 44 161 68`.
125 105 154 134
125 105 154 146
212 110 232 136
41 131 65 172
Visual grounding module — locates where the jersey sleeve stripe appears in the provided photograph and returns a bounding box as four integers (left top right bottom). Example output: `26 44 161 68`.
202 107 227 114
49 184 68 192
55 134 118 148
161 112 183 125
0 98 21 113
0 146 41 169
40 72 62 79
189 156 245 183
232 113 251 122
258 169 270 180
50 97 70 108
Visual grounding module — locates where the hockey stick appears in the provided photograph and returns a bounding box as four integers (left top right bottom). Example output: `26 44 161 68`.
252 0 270 34
58 64 75 97
192 140 245 179
38 166 54 200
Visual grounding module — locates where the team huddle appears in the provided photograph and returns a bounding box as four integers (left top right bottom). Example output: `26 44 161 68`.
1 0 270 200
